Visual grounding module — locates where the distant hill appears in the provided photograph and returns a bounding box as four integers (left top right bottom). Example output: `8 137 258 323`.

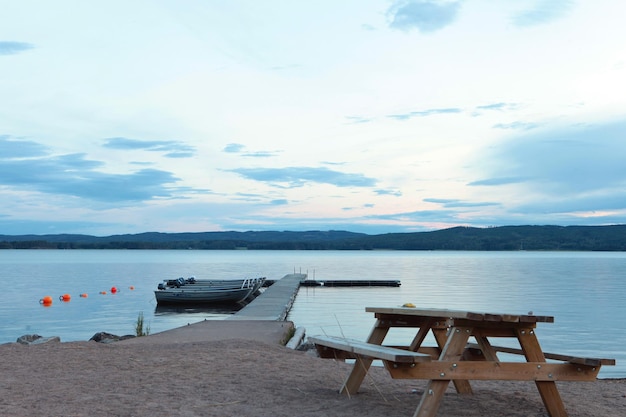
1 225 626 250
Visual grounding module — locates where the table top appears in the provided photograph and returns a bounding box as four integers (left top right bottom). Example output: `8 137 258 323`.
365 307 554 324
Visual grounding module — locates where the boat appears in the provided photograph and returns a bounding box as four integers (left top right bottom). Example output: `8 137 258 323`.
154 277 265 305
157 276 264 290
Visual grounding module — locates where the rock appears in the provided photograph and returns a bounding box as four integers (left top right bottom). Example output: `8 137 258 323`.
16 334 61 345
90 332 120 343
90 332 136 343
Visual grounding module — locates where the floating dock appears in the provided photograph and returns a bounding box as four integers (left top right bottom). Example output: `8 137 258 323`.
300 279 401 287
230 273 307 321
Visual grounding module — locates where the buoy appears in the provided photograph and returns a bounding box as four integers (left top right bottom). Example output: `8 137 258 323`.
99 291 107 295
59 294 71 302
402 302 416 308
110 286 118 294
79 293 88 298
129 285 135 290
40 295 53 306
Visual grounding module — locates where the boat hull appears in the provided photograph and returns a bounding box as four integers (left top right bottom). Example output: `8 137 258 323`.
154 287 254 305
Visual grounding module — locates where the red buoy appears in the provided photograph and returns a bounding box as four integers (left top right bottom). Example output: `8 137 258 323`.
59 294 71 302
129 285 135 290
110 286 118 294
40 295 53 306
79 293 88 298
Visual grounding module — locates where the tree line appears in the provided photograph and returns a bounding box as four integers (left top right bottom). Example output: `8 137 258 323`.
2 225 626 251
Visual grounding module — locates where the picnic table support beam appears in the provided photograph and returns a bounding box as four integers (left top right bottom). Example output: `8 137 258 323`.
340 319 389 395
516 328 569 417
432 326 473 395
415 326 472 417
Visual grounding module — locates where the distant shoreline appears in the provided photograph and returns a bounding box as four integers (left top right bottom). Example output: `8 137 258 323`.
2 224 626 251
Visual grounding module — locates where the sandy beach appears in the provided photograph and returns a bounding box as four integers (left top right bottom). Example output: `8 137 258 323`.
1 320 624 417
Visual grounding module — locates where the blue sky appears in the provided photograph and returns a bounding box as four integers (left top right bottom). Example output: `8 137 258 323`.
1 0 626 236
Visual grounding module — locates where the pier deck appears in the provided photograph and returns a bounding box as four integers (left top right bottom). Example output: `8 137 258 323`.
230 273 307 321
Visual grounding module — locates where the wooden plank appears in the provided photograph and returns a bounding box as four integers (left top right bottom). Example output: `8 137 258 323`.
466 343 616 367
341 320 388 395
366 307 554 324
409 319 434 351
385 361 601 381
415 326 472 417
475 337 499 362
433 326 472 394
310 335 431 363
515 327 568 417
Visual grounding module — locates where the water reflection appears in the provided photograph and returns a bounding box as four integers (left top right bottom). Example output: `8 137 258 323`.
154 304 241 316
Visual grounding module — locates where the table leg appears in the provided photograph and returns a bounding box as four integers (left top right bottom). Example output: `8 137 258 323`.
340 319 389 395
409 320 433 352
432 327 473 395
414 326 472 417
476 336 499 362
516 328 568 417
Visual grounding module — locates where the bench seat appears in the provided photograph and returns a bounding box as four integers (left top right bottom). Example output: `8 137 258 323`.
309 335 432 363
464 343 616 367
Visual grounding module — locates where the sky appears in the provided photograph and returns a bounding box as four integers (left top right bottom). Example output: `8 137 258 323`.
1 0 626 236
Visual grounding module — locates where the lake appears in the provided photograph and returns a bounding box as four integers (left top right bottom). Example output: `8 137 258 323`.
0 250 623 377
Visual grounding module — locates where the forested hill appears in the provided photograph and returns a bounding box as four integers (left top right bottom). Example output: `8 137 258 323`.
1 225 626 251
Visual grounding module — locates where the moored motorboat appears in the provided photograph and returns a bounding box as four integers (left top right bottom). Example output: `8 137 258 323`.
154 276 265 305
157 276 265 290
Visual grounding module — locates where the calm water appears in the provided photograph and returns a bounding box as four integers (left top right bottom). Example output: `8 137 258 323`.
0 250 624 377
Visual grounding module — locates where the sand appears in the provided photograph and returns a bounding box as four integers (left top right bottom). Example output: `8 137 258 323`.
1 321 624 417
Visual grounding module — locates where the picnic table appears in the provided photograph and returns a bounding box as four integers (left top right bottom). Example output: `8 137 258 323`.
310 307 615 417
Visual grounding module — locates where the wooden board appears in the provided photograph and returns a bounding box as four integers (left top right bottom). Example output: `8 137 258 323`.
385 361 602 381
465 343 616 366
310 335 431 363
366 307 554 323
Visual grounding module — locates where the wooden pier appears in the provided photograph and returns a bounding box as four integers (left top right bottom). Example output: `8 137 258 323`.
300 279 401 287
230 273 307 321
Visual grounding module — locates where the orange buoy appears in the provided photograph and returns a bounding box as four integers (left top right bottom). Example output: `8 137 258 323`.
99 291 107 295
40 295 53 306
59 294 71 302
129 285 135 290
79 293 88 298
110 286 118 294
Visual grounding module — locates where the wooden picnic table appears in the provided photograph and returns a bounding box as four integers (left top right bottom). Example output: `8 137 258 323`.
310 307 615 417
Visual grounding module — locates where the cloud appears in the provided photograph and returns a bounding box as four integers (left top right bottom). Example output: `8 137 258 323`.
388 0 461 33
269 199 289 205
0 137 204 203
493 121 539 131
388 107 462 120
468 177 528 186
512 0 574 27
223 143 246 153
475 102 519 112
229 166 377 188
103 137 195 158
222 143 280 158
375 189 402 197
469 120 626 216
345 116 373 124
0 41 34 55
0 135 49 158
368 209 460 223
423 198 499 208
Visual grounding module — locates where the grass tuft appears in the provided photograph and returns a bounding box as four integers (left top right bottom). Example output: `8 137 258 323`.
135 311 151 337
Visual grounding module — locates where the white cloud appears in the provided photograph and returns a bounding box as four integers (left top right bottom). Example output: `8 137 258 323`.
388 1 461 33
